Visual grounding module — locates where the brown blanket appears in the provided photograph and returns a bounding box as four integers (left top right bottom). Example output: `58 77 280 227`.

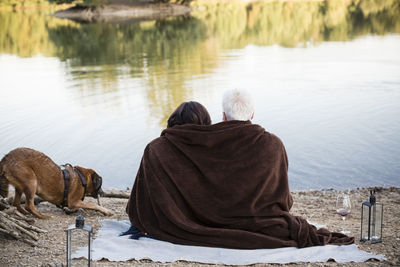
126 120 354 249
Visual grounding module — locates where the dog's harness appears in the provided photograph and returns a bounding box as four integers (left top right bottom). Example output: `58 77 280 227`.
58 164 87 209
74 167 87 200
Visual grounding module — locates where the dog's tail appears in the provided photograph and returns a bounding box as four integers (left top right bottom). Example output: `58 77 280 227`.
0 161 9 198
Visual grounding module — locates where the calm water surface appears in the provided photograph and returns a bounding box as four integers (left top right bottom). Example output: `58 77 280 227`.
0 1 399 190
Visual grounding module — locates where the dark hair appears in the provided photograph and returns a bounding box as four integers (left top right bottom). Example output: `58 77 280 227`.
167 101 211 128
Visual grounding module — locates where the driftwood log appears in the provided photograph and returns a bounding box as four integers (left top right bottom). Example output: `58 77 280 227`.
0 198 9 210
102 189 130 199
0 204 47 246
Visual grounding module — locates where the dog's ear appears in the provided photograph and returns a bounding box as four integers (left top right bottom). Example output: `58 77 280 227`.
91 172 100 184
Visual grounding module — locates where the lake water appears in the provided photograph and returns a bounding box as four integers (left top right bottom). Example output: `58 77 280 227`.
0 1 399 190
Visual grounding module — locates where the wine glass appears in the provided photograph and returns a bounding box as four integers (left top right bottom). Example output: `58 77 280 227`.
336 192 352 234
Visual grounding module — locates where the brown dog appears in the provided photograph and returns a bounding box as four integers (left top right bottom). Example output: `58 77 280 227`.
0 147 112 218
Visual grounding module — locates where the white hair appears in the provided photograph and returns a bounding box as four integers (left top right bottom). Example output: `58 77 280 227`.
222 89 254 121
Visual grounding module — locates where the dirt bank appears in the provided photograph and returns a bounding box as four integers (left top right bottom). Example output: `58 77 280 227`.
0 187 399 266
52 1 191 23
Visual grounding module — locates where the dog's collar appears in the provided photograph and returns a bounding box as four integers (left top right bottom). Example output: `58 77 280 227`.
74 167 87 201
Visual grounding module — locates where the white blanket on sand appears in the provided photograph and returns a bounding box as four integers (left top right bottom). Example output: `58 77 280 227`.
73 220 385 265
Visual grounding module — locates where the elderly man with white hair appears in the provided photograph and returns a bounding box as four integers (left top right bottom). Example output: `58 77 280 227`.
127 89 354 250
222 89 255 121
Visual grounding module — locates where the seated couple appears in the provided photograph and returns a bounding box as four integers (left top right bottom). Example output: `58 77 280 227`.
125 89 354 249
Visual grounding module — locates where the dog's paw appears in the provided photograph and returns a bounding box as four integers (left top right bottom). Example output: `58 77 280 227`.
16 207 30 215
39 214 52 219
63 207 83 215
104 210 113 216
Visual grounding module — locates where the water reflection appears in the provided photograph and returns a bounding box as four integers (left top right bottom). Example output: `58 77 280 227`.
47 16 217 124
0 0 400 190
43 0 400 122
1 0 399 63
0 9 78 57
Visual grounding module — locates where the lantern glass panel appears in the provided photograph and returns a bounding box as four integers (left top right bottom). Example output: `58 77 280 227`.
361 202 371 241
371 203 383 243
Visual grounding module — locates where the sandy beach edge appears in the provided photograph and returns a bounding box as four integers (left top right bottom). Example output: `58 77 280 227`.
0 186 399 266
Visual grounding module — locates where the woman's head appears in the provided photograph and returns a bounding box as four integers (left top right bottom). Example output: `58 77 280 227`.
167 101 211 128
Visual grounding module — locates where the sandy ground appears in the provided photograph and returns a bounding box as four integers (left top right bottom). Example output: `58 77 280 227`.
0 187 399 266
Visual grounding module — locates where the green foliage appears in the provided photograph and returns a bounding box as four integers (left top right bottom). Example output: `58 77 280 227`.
82 0 109 6
192 0 400 48
0 0 75 8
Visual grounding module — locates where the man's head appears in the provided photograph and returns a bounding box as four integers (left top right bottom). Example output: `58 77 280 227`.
222 89 254 121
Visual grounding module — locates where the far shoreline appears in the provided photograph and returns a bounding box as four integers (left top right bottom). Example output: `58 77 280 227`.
52 1 192 23
49 0 326 23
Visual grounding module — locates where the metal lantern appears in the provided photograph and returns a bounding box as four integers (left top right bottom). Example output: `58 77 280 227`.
360 190 383 243
66 215 93 267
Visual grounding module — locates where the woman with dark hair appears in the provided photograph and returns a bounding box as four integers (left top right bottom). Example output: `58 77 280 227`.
167 101 211 128
122 101 211 239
